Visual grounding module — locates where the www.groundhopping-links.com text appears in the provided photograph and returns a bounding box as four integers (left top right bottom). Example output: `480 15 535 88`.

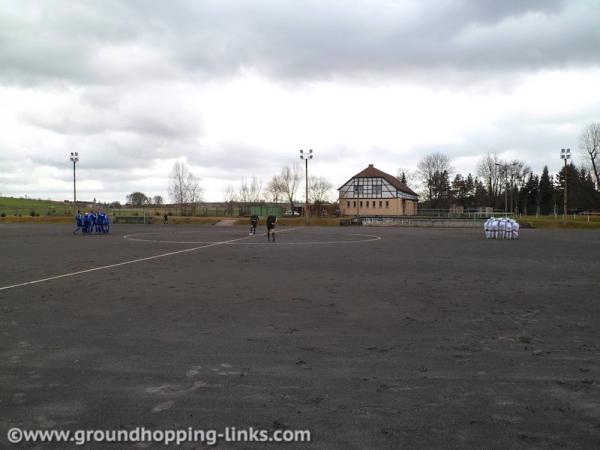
6 426 312 446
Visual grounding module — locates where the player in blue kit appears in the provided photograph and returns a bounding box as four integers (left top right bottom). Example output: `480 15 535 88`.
73 211 83 234
101 212 110 234
82 212 91 234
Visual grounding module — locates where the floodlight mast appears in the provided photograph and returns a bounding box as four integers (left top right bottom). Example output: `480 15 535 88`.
69 152 79 214
299 149 313 225
560 148 571 223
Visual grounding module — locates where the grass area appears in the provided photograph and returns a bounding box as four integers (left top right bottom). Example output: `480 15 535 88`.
0 215 223 225
0 196 72 216
519 215 600 229
0 215 73 224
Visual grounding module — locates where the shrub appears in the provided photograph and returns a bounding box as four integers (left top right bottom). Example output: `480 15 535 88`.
0 212 5 217
30 211 36 217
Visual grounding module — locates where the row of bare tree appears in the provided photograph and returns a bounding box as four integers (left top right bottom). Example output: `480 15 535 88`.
162 161 335 215
223 164 334 213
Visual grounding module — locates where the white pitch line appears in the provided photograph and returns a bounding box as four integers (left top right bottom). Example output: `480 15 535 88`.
0 227 304 292
123 233 382 246
230 234 382 245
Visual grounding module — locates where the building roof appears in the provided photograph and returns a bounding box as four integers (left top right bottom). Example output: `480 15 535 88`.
339 164 418 197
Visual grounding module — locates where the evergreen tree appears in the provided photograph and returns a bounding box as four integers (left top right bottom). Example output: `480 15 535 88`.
474 178 488 208
523 172 539 216
429 170 451 209
451 174 467 207
579 168 599 211
556 163 579 212
538 166 554 215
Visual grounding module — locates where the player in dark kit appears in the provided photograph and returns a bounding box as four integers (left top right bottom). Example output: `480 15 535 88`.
73 211 83 234
249 215 259 235
266 214 277 241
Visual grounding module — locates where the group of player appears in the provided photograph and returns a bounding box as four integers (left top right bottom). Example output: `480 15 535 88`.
484 217 519 239
249 214 277 241
73 210 110 235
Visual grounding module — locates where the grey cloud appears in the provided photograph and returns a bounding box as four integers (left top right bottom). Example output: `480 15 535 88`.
20 87 202 140
1 0 595 86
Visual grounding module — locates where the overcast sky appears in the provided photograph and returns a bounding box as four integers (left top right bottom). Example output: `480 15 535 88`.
1 0 599 203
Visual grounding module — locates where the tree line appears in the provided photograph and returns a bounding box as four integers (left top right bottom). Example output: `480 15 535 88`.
405 123 600 214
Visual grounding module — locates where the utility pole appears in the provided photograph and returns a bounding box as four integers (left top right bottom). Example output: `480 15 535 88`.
70 152 79 214
560 148 571 224
299 149 313 225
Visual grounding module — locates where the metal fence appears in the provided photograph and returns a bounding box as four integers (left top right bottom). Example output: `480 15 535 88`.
0 205 248 218
415 209 515 219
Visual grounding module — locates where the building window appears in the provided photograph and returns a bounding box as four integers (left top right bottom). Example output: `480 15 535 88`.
385 201 389 208
359 201 363 207
353 201 356 207
379 201 382 208
347 201 350 207
372 201 375 207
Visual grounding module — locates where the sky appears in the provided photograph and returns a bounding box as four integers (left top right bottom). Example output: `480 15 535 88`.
1 0 600 203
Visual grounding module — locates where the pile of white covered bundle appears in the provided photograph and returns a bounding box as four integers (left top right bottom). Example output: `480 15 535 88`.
484 217 520 239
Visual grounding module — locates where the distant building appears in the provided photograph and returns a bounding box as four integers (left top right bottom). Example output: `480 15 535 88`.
338 164 418 216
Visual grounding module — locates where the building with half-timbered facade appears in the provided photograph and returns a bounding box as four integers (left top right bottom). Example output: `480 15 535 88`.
338 164 418 216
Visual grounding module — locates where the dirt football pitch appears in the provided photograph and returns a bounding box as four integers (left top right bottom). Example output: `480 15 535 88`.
1 223 599 449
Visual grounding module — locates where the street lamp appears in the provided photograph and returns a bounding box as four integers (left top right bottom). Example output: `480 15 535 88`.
70 152 79 214
299 149 313 225
560 148 571 223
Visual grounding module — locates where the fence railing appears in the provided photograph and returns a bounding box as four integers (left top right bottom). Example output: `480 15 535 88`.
0 205 246 218
414 209 514 219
